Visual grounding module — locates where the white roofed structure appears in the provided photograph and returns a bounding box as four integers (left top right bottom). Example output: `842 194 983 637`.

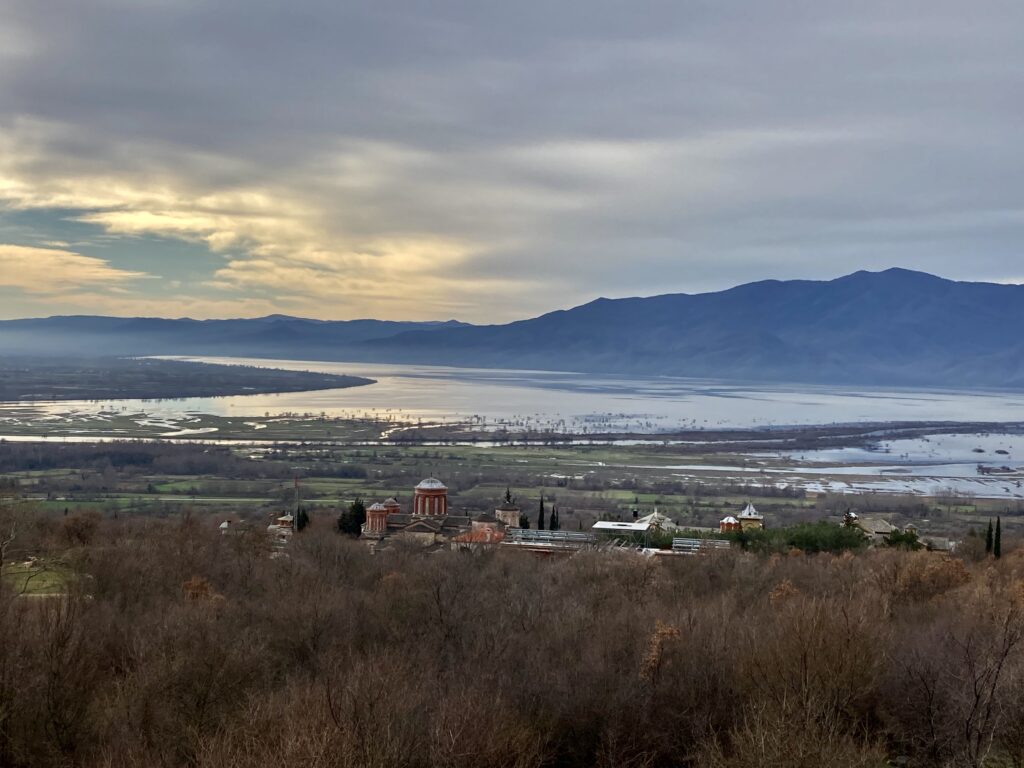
593 520 651 533
738 502 762 520
636 510 681 532
736 502 764 530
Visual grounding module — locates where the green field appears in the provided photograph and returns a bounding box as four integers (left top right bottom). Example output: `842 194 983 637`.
1 561 70 596
2 431 1020 545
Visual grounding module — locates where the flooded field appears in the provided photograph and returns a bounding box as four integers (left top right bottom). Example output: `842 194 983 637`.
643 433 1024 500
3 357 1024 499
182 357 1024 429
3 356 1024 433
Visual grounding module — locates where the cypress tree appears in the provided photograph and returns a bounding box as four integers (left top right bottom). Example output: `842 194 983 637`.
352 498 366 532
537 495 545 531
337 497 366 536
518 511 530 529
550 505 560 531
995 516 1002 559
986 519 994 555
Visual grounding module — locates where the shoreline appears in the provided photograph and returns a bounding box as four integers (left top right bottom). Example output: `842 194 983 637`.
0 416 1022 448
0 357 375 402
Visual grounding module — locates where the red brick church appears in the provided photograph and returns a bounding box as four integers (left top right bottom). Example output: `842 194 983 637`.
362 478 518 547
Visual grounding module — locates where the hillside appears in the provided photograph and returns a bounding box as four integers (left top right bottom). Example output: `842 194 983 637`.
3 269 1023 388
0 315 466 359
360 269 1024 388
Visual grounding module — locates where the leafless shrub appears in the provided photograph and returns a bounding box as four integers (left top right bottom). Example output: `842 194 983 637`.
5 520 1024 767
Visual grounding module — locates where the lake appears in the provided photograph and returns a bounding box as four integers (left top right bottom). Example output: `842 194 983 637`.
5 355 1024 433
5 357 1024 498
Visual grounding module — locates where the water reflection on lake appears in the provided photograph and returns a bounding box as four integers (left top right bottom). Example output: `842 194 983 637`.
6 356 1024 433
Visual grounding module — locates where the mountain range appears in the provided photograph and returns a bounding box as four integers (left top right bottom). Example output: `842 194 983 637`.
3 268 1023 389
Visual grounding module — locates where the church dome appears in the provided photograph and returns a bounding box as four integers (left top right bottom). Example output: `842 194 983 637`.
416 478 447 490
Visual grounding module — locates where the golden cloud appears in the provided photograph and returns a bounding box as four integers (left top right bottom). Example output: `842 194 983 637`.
39 290 287 319
0 119 544 319
0 244 148 294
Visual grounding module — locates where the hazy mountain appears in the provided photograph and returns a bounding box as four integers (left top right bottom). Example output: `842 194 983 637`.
0 315 467 359
359 269 1024 388
2 269 1022 389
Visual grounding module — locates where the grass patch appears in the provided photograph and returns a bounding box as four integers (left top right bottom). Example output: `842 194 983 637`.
2 561 71 596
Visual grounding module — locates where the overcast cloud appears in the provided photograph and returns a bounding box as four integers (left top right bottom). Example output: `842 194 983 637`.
0 1 1021 321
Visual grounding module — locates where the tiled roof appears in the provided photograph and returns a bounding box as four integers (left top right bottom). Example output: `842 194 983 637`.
383 513 473 535
400 519 443 533
857 517 897 535
453 528 505 544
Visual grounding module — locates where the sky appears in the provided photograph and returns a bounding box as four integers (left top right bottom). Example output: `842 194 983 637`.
0 1 1021 322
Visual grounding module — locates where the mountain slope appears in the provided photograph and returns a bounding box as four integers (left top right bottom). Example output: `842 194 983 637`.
360 269 1024 387
2 268 1022 389
0 315 467 359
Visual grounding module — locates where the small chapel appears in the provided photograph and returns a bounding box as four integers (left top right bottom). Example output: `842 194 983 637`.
720 502 764 533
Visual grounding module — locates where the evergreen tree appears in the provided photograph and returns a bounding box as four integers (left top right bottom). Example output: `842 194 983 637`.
337 497 366 536
537 495 545 531
883 528 920 550
518 511 530 529
995 515 1002 559
504 487 514 505
549 505 560 531
986 520 994 554
295 507 310 532
352 498 366 534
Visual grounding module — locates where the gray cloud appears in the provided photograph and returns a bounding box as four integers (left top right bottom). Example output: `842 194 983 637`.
0 0 1022 320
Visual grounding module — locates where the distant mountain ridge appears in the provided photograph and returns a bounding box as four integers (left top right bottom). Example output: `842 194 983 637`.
360 268 1024 387
2 268 1023 389
0 315 467 358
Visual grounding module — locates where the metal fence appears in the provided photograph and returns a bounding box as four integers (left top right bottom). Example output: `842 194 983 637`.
672 537 732 554
505 528 596 546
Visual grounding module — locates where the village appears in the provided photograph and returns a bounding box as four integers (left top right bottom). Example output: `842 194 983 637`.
251 475 960 557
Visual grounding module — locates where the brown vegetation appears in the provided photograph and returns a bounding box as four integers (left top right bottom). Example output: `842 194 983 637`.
4 519 1024 767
